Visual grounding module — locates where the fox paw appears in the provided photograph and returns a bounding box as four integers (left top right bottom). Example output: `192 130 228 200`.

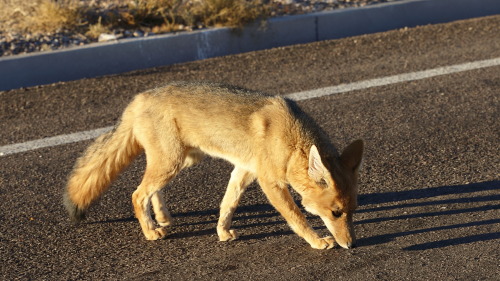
144 227 168 240
310 236 335 250
218 229 239 242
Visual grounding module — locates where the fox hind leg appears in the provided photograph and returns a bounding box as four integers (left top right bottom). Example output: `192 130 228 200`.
132 123 185 240
132 161 181 240
149 149 204 228
217 167 255 241
151 191 173 227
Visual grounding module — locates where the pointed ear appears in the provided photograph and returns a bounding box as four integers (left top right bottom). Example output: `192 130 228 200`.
340 139 364 172
308 145 327 181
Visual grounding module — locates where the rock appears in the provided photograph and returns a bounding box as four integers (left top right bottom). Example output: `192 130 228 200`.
133 30 144 37
123 30 133 38
98 33 118 42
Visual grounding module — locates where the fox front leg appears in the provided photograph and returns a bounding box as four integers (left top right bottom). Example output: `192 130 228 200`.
217 167 255 241
258 180 335 249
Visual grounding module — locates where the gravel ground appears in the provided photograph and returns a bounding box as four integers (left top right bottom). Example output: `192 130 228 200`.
0 0 400 57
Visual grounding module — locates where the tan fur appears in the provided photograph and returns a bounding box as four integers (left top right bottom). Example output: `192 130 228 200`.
64 82 364 249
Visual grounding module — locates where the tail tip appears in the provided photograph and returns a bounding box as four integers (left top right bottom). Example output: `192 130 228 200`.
63 193 86 223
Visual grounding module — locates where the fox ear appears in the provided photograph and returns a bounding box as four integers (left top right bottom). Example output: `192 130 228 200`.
308 145 327 181
340 139 364 172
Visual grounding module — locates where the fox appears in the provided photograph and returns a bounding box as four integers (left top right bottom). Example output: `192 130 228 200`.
64 81 364 250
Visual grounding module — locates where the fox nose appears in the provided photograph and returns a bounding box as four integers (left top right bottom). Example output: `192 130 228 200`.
346 242 356 249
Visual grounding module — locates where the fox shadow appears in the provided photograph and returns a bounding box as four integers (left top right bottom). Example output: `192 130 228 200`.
167 203 294 240
355 180 499 250
90 180 499 249
175 180 499 249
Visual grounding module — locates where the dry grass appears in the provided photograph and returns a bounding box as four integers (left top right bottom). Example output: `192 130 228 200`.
0 0 270 37
192 0 269 28
86 16 111 39
0 0 80 34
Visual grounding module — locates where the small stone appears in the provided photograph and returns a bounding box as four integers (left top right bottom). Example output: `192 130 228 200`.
98 33 118 42
133 30 144 37
123 30 133 37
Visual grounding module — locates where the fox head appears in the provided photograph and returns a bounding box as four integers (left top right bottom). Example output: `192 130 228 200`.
296 140 364 249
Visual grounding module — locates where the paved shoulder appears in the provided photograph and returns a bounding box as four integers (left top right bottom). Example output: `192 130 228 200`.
0 15 499 280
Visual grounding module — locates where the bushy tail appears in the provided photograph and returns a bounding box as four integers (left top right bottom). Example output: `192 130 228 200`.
64 117 142 222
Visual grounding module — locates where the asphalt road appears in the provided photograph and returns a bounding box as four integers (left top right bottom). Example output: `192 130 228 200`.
1 15 499 280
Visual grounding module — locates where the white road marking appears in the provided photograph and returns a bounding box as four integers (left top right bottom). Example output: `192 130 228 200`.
287 57 500 101
1 57 499 157
0 127 114 156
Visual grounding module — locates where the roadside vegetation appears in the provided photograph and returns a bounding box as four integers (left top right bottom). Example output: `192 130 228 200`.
0 0 395 56
0 0 271 38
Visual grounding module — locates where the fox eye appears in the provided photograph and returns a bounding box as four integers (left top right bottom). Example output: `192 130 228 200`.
332 211 342 218
317 178 328 187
